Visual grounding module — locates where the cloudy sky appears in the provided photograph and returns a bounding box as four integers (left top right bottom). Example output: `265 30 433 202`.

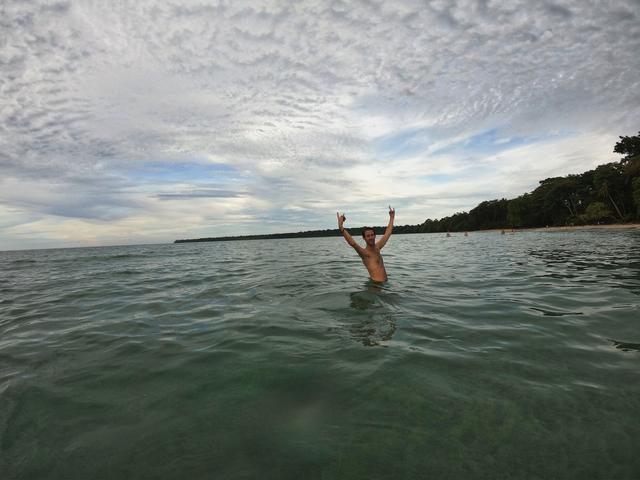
1 0 639 250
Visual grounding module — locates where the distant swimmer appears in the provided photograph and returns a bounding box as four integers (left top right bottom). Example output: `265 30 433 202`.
337 206 395 282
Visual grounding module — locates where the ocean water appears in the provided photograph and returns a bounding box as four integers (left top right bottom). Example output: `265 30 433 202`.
1 230 639 479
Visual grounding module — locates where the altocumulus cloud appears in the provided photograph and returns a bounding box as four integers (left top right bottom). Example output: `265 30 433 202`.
1 0 639 249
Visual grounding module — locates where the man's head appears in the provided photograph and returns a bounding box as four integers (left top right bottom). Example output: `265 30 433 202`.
361 227 376 246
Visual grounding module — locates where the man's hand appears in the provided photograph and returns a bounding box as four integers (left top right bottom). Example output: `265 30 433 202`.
377 206 395 250
337 212 346 231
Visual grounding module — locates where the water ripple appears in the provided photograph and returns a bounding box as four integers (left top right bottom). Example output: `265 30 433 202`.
1 232 640 477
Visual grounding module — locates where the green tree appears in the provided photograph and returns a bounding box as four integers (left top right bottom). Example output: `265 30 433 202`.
467 199 508 229
529 177 576 226
581 202 613 223
632 177 640 217
507 194 532 227
593 163 625 220
614 131 640 161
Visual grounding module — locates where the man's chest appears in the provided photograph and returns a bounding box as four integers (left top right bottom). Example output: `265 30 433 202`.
363 251 384 265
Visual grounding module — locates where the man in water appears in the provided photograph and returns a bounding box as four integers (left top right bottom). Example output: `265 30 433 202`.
337 206 395 282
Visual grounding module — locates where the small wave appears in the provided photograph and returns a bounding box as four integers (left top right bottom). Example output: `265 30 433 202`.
609 339 640 352
49 253 149 264
6 259 38 266
94 253 150 262
530 307 583 317
114 269 141 276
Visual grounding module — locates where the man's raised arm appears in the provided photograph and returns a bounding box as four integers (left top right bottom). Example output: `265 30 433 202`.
376 206 395 250
337 212 365 256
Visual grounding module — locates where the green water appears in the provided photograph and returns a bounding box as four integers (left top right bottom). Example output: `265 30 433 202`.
1 230 639 479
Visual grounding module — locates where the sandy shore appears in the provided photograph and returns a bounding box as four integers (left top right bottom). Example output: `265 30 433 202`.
478 224 640 234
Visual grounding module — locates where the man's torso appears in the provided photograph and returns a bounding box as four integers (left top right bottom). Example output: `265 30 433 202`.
361 247 387 282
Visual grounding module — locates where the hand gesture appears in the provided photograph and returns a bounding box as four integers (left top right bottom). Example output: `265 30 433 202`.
388 205 395 219
337 212 346 229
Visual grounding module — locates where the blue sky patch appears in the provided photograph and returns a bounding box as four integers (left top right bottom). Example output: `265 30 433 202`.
372 127 564 159
127 161 241 184
421 173 456 185
432 128 566 157
374 128 430 158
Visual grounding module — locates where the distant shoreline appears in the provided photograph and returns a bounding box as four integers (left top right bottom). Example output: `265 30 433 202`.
480 223 640 234
174 223 640 243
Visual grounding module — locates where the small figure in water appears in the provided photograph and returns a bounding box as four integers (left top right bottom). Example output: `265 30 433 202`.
337 206 395 282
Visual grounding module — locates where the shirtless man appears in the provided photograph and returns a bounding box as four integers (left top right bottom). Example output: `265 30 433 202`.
337 206 395 282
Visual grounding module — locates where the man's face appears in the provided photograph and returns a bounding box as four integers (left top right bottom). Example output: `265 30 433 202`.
364 229 376 246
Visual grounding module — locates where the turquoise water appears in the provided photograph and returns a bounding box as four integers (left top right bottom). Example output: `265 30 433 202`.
1 230 639 479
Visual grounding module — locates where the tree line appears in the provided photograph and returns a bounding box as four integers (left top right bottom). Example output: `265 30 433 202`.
176 132 640 243
417 131 640 233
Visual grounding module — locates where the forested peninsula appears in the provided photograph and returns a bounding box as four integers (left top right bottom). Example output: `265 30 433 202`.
175 132 640 243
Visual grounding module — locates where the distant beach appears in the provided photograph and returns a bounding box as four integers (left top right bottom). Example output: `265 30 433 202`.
479 223 640 234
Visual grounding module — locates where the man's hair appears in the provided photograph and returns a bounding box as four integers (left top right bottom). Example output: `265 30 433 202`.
361 227 375 238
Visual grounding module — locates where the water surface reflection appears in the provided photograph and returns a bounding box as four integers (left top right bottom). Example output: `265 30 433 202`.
348 281 397 346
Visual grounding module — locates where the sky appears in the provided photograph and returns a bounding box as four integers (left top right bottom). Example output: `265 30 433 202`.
1 0 639 250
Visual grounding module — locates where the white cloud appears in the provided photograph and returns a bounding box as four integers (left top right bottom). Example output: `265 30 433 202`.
1 0 639 249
